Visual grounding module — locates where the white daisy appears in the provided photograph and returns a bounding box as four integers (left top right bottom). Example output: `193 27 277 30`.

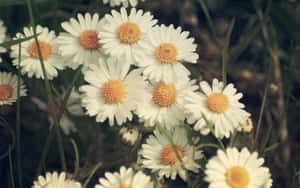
95 166 153 188
31 89 84 135
10 25 65 80
238 117 253 133
0 20 7 63
103 0 145 8
0 72 27 106
185 78 250 139
57 13 107 71
119 127 139 145
80 57 148 126
99 7 157 65
205 147 272 188
135 24 199 83
140 126 203 181
32 171 81 188
136 78 198 130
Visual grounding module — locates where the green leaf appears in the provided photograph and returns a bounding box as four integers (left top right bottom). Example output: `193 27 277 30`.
263 142 280 153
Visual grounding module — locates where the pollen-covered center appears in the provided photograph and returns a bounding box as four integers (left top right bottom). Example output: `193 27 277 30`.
153 83 177 107
160 144 183 165
80 30 100 50
0 84 14 100
102 80 126 104
29 40 52 60
226 166 250 188
155 43 178 64
206 92 229 113
118 22 141 44
118 184 133 188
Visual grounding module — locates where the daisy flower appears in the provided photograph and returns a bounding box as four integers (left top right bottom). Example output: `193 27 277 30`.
119 127 139 145
140 126 203 181
95 166 153 188
80 57 148 126
32 89 84 135
185 78 250 139
136 78 198 130
57 13 106 71
0 20 7 63
32 171 81 188
238 117 253 133
10 25 65 80
103 0 145 7
205 147 272 188
99 7 157 65
0 72 27 106
135 24 199 83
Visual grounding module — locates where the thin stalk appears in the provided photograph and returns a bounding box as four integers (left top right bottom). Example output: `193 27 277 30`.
221 49 228 85
156 124 192 188
9 146 16 188
198 0 221 48
26 0 66 171
70 139 80 178
201 114 225 150
254 62 272 148
51 0 59 32
16 42 22 188
222 18 235 85
195 143 220 150
0 118 16 160
36 65 82 175
82 162 103 188
229 131 237 147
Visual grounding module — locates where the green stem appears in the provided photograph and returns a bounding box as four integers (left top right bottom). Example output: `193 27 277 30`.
70 139 80 178
26 0 66 171
198 0 221 48
221 49 227 85
254 57 273 148
36 65 82 175
195 143 220 150
222 18 235 85
253 0 275 149
82 162 103 188
16 42 22 188
156 124 192 188
0 118 16 160
9 146 16 188
201 114 225 150
229 131 237 147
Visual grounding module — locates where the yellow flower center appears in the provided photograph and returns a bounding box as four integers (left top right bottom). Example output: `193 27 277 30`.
206 92 229 113
0 84 14 100
226 166 250 188
118 22 141 44
29 40 52 60
155 43 178 64
118 184 133 188
79 29 100 50
153 83 177 107
160 144 183 165
102 80 126 104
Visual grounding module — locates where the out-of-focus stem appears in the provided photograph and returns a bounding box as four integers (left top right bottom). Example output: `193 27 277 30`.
257 7 289 161
26 0 67 171
16 42 22 188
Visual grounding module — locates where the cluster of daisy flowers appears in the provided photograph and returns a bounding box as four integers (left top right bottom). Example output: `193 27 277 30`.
0 1 273 187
